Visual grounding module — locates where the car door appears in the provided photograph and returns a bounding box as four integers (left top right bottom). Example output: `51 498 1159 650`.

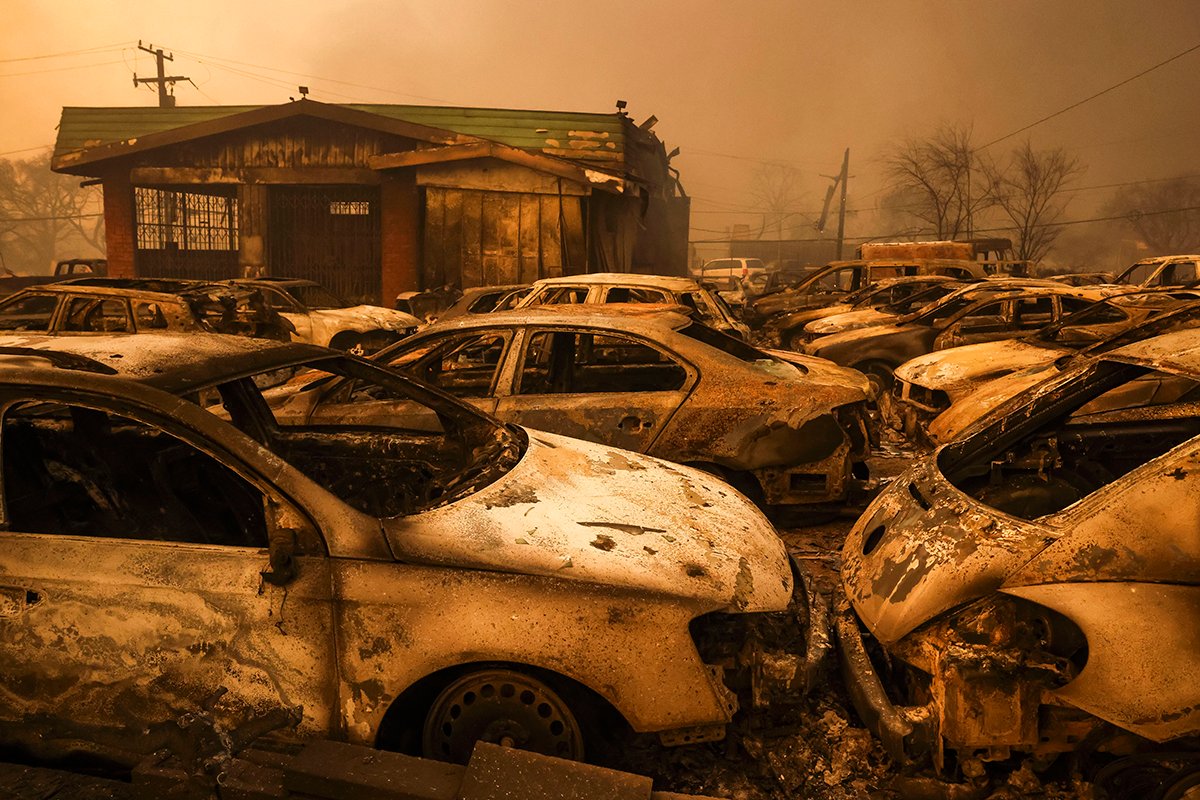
493 328 693 453
0 393 338 739
0 291 62 334
934 299 1020 349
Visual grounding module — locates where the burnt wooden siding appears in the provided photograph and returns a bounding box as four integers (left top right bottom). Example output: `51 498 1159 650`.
422 188 586 290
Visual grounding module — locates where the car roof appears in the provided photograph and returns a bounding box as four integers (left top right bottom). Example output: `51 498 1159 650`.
0 333 330 395
1107 327 1200 374
30 279 223 299
415 304 695 336
232 277 320 288
530 272 703 291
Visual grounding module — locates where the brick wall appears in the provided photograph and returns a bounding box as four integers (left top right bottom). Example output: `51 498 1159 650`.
101 172 136 278
380 172 421 303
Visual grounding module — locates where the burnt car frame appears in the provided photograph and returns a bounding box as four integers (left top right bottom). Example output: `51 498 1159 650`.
836 328 1200 770
888 289 1200 442
516 272 751 340
0 280 290 340
365 307 873 510
805 284 1106 395
0 334 807 766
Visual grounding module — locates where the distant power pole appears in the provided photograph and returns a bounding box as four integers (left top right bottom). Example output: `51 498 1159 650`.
835 148 850 260
133 41 188 107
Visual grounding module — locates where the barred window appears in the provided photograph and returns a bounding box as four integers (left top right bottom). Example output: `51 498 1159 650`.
135 188 238 251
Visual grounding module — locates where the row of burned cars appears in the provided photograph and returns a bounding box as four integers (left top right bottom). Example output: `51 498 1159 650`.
0 258 1197 792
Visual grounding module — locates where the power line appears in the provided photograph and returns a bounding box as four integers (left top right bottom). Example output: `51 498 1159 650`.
0 59 125 78
0 212 104 223
688 203 1200 244
0 145 52 157
0 42 131 64
978 39 1200 150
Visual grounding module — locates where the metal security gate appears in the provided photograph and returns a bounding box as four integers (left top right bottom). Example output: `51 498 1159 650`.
269 187 381 304
134 187 239 280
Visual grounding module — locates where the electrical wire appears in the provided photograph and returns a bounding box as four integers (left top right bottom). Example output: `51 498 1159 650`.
0 59 126 78
978 39 1200 150
0 42 132 64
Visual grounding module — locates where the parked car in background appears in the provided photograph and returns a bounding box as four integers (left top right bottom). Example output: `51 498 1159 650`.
1047 271 1114 286
746 259 989 328
806 284 1106 394
0 258 108 299
0 280 291 340
1113 254 1200 288
888 289 1199 441
691 257 769 285
434 284 530 322
837 328 1200 765
367 306 872 512
517 272 751 339
232 277 420 353
0 333 804 765
764 276 962 349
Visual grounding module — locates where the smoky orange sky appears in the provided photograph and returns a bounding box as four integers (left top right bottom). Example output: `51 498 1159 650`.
3 0 1200 263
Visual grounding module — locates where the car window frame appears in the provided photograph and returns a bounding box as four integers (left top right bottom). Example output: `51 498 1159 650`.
60 294 134 335
0 291 64 334
507 325 698 398
0 388 327 555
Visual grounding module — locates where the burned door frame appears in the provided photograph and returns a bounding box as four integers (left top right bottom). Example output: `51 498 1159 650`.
269 186 383 305
0 389 340 740
133 185 240 281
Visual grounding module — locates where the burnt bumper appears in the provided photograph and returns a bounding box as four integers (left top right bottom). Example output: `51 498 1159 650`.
833 589 935 763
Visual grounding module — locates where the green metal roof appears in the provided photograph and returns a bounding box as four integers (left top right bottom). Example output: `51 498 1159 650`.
54 104 627 166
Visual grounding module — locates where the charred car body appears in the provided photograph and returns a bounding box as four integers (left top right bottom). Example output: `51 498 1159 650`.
516 272 750 340
0 280 292 340
805 284 1106 395
763 275 960 350
0 333 822 766
888 289 1198 443
357 307 872 511
837 328 1200 770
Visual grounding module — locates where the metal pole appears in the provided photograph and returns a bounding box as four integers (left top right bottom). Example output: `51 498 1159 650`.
835 148 849 259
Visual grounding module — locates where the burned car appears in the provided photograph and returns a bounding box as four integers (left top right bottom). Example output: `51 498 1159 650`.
517 272 750 340
365 307 873 512
837 328 1200 771
888 289 1197 442
1113 253 1200 288
788 278 969 347
746 259 988 328
232 277 420 353
805 284 1105 394
927 297 1200 444
0 279 291 340
0 333 811 766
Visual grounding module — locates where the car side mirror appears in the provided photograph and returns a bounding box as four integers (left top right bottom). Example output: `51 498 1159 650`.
261 499 301 586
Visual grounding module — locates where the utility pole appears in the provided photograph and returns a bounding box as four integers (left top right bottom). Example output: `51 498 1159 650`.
133 41 188 107
835 148 850 259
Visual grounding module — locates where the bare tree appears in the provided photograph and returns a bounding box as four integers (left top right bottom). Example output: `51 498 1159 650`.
883 123 992 239
983 140 1084 263
0 153 104 275
749 162 809 240
1103 176 1200 255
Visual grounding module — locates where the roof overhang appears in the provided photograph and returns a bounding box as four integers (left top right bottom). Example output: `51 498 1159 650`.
369 142 626 193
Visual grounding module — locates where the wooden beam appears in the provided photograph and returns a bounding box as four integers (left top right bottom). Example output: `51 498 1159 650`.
130 166 381 185
370 142 596 187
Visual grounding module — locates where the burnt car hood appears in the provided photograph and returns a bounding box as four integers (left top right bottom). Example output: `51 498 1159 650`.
386 430 793 613
761 350 873 397
807 308 895 337
841 458 1058 644
926 364 1062 444
895 339 1064 397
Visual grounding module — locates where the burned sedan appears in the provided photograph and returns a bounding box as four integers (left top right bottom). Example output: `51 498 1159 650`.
363 307 873 512
836 328 1200 771
0 334 805 766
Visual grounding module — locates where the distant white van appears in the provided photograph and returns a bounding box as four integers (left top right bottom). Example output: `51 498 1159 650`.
692 257 769 286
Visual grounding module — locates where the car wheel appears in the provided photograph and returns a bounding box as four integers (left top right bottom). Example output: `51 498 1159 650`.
421 669 584 764
854 360 895 399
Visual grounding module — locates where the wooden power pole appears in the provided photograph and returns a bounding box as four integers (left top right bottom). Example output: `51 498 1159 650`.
133 41 188 107
835 148 850 259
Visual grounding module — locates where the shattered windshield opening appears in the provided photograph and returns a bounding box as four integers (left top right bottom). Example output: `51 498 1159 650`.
285 284 347 310
939 360 1200 520
188 355 523 518
678 322 766 361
